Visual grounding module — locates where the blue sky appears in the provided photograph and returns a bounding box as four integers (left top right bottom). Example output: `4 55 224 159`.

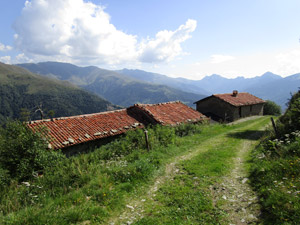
1 0 300 79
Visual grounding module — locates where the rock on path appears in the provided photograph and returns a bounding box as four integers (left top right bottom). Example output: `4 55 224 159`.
211 140 261 224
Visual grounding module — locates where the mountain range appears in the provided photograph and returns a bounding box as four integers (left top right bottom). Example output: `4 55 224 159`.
0 62 118 124
17 62 205 107
117 69 299 110
16 61 300 111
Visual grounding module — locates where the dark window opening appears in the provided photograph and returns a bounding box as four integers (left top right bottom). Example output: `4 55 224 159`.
239 107 242 117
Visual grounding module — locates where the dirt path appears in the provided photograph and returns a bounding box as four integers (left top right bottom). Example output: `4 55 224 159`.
211 121 267 225
108 137 225 225
108 117 267 225
210 140 261 225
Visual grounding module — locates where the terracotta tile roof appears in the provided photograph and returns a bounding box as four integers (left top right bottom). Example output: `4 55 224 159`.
27 109 144 150
195 92 265 107
27 101 208 150
213 92 265 106
130 101 208 126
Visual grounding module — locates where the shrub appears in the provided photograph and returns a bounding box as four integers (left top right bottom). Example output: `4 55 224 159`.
0 121 65 183
278 91 300 134
250 91 300 224
175 123 203 137
263 100 281 116
0 167 10 191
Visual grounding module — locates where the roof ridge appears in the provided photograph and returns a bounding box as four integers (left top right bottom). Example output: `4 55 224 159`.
214 92 249 96
28 108 127 124
134 100 181 107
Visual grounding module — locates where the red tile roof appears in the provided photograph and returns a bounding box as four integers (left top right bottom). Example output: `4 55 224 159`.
28 101 208 150
195 92 265 107
213 92 265 106
130 101 208 126
27 109 144 150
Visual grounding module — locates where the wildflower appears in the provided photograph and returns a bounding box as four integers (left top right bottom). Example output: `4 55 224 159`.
21 182 30 187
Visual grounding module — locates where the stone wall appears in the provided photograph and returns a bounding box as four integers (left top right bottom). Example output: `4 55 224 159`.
196 97 236 121
196 97 264 122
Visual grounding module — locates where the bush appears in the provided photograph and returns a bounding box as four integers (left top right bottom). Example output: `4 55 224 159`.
0 121 65 183
175 123 202 137
250 91 300 224
263 100 281 116
0 167 10 191
278 91 300 134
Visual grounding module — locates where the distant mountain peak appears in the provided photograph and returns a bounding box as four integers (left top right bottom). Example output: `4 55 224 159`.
261 71 281 78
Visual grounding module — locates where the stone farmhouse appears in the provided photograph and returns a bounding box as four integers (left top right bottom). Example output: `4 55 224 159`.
28 101 207 154
194 91 265 122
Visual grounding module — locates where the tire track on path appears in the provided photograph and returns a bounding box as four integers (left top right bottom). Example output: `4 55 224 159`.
108 117 268 225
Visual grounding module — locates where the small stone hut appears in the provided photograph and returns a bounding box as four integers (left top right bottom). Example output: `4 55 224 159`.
194 91 265 122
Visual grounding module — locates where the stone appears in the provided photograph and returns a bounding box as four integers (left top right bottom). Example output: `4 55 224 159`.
126 205 134 210
242 178 248 184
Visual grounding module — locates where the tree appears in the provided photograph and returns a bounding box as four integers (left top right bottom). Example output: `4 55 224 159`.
47 110 55 119
263 100 281 116
19 108 30 122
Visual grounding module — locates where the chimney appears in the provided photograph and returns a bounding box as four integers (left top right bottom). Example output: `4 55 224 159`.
232 90 238 97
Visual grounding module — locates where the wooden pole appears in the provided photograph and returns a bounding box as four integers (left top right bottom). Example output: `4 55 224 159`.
271 117 279 138
144 129 150 151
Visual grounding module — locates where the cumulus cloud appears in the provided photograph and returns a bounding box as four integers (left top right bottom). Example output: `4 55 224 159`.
15 53 34 63
138 19 197 63
275 48 300 76
0 56 11 64
13 0 196 65
0 43 12 51
210 54 235 64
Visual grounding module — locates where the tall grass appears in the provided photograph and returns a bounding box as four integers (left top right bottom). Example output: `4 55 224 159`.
249 91 300 224
0 123 204 224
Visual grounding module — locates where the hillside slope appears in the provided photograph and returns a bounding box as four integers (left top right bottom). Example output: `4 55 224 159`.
117 68 210 95
0 116 271 224
17 62 206 107
0 62 118 123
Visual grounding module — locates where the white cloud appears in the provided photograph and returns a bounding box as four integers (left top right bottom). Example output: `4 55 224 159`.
163 47 300 80
13 0 196 65
0 43 12 51
0 56 11 64
275 48 300 76
15 53 34 63
210 54 235 64
138 19 197 63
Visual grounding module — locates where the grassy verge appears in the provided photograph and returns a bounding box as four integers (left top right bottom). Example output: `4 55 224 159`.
249 130 300 224
0 117 270 224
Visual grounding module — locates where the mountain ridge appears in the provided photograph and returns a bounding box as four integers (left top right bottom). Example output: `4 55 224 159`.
118 68 297 110
0 62 119 124
18 62 206 107
17 61 300 110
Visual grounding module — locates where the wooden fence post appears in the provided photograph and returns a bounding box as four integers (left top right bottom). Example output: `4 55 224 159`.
271 117 279 138
144 129 150 151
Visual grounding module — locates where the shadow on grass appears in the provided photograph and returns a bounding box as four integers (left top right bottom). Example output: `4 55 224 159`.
227 130 266 140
